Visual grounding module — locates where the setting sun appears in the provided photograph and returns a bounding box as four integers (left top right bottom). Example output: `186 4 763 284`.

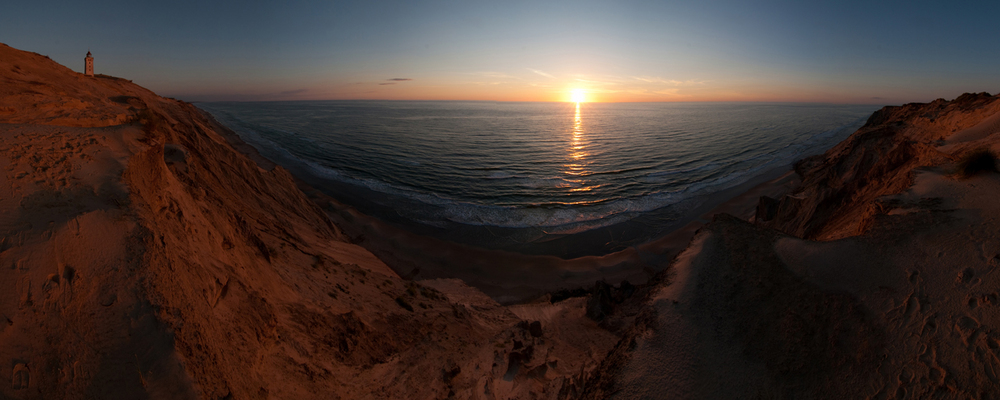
570 89 587 103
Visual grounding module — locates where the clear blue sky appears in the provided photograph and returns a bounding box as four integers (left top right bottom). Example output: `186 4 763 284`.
3 0 999 103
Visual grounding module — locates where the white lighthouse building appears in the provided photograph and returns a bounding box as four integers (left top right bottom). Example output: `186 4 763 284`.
84 51 94 76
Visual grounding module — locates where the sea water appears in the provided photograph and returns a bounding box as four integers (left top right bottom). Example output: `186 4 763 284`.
198 101 877 257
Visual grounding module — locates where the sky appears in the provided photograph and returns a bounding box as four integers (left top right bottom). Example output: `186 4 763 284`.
3 0 1000 104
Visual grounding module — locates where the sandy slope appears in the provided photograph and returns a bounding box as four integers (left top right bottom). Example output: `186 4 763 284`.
590 94 1000 399
9 41 1000 400
0 43 625 399
305 163 800 305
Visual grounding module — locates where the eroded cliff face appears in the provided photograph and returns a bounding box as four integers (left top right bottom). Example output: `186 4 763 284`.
13 39 1000 399
0 43 624 399
756 93 1000 240
588 93 1000 399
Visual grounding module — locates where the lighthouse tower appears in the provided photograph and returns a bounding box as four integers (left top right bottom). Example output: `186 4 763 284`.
84 51 94 76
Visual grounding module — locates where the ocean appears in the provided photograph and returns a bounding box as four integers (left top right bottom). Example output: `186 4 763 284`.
197 101 878 257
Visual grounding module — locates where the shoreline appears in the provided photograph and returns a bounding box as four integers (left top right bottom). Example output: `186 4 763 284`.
315 164 799 303
196 101 869 259
0 43 647 398
12 41 1000 397
206 105 803 302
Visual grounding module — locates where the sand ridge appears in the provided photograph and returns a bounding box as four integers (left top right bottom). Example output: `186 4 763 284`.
0 43 630 399
588 94 1000 399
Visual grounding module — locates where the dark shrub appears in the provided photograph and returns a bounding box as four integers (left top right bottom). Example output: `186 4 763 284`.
956 148 998 178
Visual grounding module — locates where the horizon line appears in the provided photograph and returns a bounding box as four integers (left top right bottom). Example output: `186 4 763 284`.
181 98 914 106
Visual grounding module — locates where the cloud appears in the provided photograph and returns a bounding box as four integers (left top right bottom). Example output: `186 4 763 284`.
474 71 515 79
633 76 666 84
387 78 413 81
527 68 555 79
379 82 397 85
652 89 682 96
632 76 706 86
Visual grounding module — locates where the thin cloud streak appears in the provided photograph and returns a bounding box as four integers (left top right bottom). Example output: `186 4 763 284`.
472 71 517 79
527 68 555 79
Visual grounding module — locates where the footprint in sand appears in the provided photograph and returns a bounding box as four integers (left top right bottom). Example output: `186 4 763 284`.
982 349 1000 384
903 293 920 322
211 277 229 307
957 315 980 332
59 361 78 385
11 362 28 390
920 313 938 336
17 276 31 309
43 274 59 293
99 291 117 307
969 296 980 309
896 366 913 388
957 267 975 285
59 263 74 284
956 315 982 347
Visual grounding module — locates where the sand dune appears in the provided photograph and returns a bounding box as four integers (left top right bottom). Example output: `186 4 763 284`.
589 93 1000 399
0 43 626 399
5 40 1000 399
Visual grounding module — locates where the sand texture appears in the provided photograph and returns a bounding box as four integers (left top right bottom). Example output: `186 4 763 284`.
587 93 1000 399
6 40 1000 399
0 43 629 399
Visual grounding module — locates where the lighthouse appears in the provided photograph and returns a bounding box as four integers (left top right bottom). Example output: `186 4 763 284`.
84 51 94 76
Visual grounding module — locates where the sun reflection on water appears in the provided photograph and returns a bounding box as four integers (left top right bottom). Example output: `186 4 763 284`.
564 103 598 193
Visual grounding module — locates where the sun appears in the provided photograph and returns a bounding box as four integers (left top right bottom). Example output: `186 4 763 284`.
570 88 587 103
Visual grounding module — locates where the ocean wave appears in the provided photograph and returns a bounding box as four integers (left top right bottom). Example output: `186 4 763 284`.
198 102 874 234
485 171 517 179
290 153 688 229
644 162 722 183
434 191 683 229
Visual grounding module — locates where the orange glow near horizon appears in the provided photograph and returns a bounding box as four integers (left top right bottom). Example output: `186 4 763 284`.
307 79 883 104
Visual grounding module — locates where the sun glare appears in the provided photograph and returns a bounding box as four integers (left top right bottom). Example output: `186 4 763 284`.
570 89 587 103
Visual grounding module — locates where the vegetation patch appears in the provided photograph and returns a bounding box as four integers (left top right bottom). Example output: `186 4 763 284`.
956 148 998 178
